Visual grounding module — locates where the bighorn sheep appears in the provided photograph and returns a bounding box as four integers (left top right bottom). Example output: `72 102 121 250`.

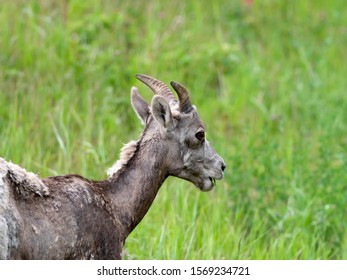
0 74 226 259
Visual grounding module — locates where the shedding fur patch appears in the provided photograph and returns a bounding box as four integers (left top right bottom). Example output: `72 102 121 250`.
0 157 49 199
107 141 138 178
0 216 9 259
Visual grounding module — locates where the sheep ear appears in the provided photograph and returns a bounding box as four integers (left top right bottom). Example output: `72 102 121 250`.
131 87 150 125
151 95 174 131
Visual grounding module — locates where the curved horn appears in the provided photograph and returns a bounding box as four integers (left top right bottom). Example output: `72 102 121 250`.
170 81 192 113
135 74 175 102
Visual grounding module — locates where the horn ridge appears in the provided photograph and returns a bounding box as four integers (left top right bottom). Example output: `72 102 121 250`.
170 81 192 113
135 74 175 102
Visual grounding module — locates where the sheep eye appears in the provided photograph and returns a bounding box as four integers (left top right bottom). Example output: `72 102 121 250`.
195 130 205 141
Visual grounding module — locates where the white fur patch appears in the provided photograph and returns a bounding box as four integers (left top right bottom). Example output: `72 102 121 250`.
0 216 8 259
107 141 138 178
167 99 182 119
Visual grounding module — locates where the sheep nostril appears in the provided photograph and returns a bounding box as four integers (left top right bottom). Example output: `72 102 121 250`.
221 163 226 172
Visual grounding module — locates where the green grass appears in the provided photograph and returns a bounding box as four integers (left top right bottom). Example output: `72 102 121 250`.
1 0 346 259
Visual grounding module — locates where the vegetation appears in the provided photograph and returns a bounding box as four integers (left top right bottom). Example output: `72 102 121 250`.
0 0 346 259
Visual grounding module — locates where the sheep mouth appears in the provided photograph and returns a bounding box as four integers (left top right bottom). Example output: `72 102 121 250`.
198 177 216 192
194 176 217 192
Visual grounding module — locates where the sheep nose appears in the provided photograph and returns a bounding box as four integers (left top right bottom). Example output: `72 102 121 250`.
221 163 226 172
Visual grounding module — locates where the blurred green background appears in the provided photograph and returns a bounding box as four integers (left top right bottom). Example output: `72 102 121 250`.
0 0 346 259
